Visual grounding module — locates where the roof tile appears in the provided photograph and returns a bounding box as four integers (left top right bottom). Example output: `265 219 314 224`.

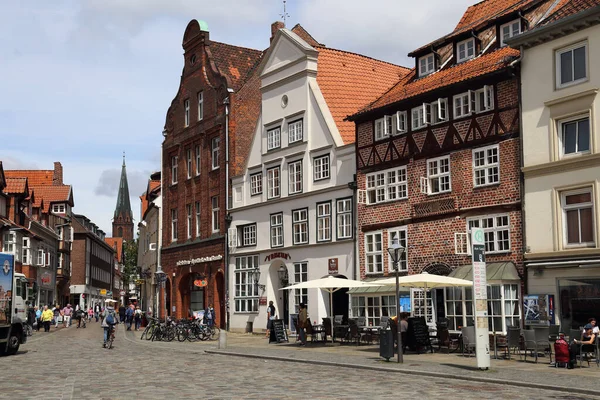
541 0 600 24
30 185 72 212
4 170 54 186
210 41 263 91
4 178 28 195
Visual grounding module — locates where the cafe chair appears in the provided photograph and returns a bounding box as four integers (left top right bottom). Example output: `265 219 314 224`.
548 325 560 342
575 336 600 368
461 326 476 357
569 328 582 343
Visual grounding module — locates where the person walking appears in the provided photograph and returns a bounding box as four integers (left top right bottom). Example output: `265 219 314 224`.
298 303 307 346
101 302 117 348
52 305 61 328
125 304 134 331
87 307 94 322
63 304 73 327
118 304 126 324
265 301 276 338
134 306 142 331
94 303 100 322
41 305 53 332
35 306 42 332
204 304 215 327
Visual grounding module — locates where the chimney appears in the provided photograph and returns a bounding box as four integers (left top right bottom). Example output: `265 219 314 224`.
53 162 63 185
270 21 285 43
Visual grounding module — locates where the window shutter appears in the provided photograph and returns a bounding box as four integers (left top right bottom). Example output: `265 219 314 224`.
228 227 237 249
454 233 468 255
396 111 406 133
383 116 390 136
357 189 367 205
484 85 493 110
468 90 474 114
438 98 447 121
423 103 430 124
46 252 50 266
420 177 429 194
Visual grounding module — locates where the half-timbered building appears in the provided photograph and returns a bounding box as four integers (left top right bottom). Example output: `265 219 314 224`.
348 0 564 333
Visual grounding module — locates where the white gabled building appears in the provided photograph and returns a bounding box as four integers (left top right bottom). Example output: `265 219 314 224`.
228 24 407 333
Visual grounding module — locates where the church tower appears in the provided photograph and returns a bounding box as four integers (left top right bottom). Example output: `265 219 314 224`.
112 154 134 241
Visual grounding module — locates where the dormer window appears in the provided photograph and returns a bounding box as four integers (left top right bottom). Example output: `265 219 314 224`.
500 20 521 46
457 38 475 63
418 54 435 77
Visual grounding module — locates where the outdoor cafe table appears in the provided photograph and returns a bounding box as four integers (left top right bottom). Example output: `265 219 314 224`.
312 324 326 342
360 326 380 344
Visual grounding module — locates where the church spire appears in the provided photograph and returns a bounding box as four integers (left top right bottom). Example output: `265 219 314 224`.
113 153 133 240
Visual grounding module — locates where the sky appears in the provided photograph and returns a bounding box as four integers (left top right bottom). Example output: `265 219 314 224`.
0 0 474 234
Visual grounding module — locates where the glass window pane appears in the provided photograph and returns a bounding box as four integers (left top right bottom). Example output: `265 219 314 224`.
563 122 577 153
580 208 594 242
578 119 590 152
561 51 573 84
573 46 586 81
566 209 580 243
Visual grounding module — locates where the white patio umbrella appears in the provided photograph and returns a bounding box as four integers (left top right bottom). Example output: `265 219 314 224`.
377 272 473 323
280 275 383 344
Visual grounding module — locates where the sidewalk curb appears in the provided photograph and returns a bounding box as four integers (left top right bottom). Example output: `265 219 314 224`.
205 349 598 397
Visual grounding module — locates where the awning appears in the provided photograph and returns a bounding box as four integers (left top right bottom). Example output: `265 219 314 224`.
448 262 520 281
347 278 411 295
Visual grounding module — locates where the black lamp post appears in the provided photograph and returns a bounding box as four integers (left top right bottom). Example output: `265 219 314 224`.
251 266 265 291
387 236 406 363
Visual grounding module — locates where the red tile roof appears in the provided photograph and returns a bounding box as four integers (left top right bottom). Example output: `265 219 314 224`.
315 46 410 144
541 0 600 24
355 46 519 116
210 41 263 91
409 0 538 56
4 178 28 195
291 24 323 47
4 170 54 186
0 162 5 190
30 185 73 212
105 237 123 263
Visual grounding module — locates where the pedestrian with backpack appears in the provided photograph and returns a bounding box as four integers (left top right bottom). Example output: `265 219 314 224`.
125 304 134 331
265 301 276 338
101 301 117 348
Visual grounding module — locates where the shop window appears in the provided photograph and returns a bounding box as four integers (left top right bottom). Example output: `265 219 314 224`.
234 255 259 313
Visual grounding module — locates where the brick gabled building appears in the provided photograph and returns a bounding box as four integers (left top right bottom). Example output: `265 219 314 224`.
348 0 563 332
160 20 263 325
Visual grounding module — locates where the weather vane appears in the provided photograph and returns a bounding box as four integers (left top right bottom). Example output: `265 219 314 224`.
280 0 290 25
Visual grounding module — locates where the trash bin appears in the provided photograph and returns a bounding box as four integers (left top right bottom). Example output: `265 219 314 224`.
245 321 253 333
379 328 394 361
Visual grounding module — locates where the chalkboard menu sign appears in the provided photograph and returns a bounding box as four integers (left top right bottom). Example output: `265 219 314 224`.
406 317 433 354
269 319 289 344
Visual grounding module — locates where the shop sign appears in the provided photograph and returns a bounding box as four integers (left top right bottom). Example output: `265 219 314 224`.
328 258 338 275
264 252 291 262
193 279 208 288
176 255 223 266
259 296 267 306
100 289 107 296
106 291 113 297
41 271 52 285
119 290 126 296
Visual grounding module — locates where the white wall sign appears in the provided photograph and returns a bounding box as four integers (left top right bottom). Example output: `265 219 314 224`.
176 255 223 266
471 227 490 370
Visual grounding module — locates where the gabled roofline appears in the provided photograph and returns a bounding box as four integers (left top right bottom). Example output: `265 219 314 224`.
257 28 319 78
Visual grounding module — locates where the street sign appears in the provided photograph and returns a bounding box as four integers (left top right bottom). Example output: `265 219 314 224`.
471 227 490 370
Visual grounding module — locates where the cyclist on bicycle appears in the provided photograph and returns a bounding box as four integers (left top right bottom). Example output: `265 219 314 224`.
101 301 117 348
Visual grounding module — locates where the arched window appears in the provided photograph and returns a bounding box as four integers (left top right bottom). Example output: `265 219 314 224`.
118 227 123 237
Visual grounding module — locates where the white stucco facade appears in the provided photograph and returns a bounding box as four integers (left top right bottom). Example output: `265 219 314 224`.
228 29 356 333
512 11 600 328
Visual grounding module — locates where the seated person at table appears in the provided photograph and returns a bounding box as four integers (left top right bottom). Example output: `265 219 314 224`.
568 324 597 368
588 318 600 335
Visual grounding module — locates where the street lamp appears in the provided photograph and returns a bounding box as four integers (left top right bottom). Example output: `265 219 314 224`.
277 265 289 286
387 236 406 363
251 266 265 291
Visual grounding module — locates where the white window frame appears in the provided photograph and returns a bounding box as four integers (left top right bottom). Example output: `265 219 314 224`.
171 209 178 242
457 38 475 63
364 231 383 274
250 172 262 196
500 19 521 46
195 201 201 238
426 155 451 195
211 137 220 170
473 85 494 113
467 214 511 254
171 156 178 185
184 99 190 127
453 92 471 118
387 227 407 272
292 208 308 245
556 41 588 89
195 145 201 176
293 262 308 313
418 54 435 77
428 98 448 125
336 198 353 240
472 144 500 187
317 202 331 242
211 196 220 233
267 166 280 199
52 204 66 214
288 160 303 195
411 106 425 130
561 188 595 248
366 166 408 205
396 111 407 134
186 204 192 239
240 224 257 247
558 115 591 157
234 255 259 313
197 91 203 121
186 149 192 179
288 119 303 144
375 115 393 141
270 213 283 248
22 237 30 265
267 127 281 150
313 155 330 181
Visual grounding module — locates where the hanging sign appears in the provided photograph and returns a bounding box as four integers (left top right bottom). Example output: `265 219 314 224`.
328 258 338 275
193 279 208 287
100 289 107 296
41 271 52 285
264 252 291 262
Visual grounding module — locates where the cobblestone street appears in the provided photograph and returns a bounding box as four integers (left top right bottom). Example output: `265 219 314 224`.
0 322 595 400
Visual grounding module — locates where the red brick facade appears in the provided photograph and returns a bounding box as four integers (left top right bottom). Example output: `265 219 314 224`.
160 20 262 325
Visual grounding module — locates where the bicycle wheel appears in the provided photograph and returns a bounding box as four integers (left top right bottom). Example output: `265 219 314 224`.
25 325 33 337
209 326 221 341
177 326 188 342
151 327 162 342
166 326 176 342
141 324 152 340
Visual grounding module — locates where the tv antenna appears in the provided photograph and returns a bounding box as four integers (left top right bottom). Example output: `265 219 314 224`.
280 0 290 25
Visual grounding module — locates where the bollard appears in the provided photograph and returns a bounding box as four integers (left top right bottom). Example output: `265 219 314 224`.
218 329 227 349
